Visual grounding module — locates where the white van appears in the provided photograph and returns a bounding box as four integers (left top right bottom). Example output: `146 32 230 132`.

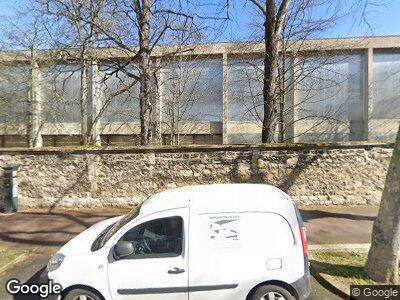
46 184 310 300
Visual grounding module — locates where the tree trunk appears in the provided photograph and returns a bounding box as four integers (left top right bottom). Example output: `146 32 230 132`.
136 0 152 145
262 1 278 143
365 125 400 284
80 59 89 145
28 58 43 148
278 89 285 142
278 56 285 143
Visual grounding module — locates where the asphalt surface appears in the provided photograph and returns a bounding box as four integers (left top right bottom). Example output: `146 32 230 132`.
309 275 342 300
302 205 377 245
0 206 379 299
0 254 49 300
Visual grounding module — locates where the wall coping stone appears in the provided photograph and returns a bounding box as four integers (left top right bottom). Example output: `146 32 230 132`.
0 141 394 156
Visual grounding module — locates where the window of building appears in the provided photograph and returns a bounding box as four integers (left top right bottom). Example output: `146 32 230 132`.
0 66 29 123
162 134 222 145
162 58 223 122
100 134 140 146
2 135 28 148
100 64 141 123
372 53 400 119
41 64 81 123
42 135 81 147
298 55 363 121
227 58 264 122
297 54 364 141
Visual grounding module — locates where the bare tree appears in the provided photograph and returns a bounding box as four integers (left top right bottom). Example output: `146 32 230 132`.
161 56 210 145
365 125 400 284
275 0 342 142
157 20 207 145
0 4 51 148
229 0 354 143
38 0 107 145
135 0 152 144
247 0 291 143
224 0 378 144
70 0 200 145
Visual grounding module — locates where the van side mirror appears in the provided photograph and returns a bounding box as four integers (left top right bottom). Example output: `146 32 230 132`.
113 241 134 260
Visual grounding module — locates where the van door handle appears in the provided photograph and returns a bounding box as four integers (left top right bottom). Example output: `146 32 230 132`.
168 267 185 274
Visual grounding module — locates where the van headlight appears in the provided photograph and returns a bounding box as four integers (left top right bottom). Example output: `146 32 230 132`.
47 253 65 272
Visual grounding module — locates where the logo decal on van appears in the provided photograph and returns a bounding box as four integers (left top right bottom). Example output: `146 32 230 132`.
209 216 240 248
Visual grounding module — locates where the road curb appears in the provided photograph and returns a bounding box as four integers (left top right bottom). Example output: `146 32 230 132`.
0 253 29 275
309 261 350 299
309 244 370 252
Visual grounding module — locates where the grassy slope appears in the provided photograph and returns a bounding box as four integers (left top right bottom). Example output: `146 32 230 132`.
311 251 400 287
0 246 28 270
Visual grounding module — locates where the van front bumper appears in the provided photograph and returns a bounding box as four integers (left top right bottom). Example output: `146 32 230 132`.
39 269 61 300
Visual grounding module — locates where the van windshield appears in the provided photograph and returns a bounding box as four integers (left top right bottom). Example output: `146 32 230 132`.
98 203 143 248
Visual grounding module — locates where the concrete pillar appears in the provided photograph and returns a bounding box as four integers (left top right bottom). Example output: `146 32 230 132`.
222 53 228 144
154 58 163 145
28 60 43 148
363 47 373 141
286 55 298 143
89 61 102 146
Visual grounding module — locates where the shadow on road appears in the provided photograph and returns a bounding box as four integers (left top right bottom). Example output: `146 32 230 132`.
0 209 125 247
300 209 376 222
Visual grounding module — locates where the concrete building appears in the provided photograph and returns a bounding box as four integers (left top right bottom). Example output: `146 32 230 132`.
0 36 399 147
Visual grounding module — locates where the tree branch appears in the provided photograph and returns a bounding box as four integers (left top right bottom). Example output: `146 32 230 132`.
249 0 267 16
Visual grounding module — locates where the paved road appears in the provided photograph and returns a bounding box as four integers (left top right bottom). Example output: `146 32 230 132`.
0 254 49 300
302 205 377 245
309 275 342 300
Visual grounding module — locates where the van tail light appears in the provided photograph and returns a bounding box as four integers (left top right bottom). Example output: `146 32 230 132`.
300 226 308 257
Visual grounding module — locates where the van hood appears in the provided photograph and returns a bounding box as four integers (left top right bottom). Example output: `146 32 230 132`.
58 215 123 257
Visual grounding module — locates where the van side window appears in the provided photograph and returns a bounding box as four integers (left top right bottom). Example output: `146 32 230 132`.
120 216 183 259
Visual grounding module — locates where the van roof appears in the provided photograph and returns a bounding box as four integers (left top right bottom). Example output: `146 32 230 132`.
140 184 295 216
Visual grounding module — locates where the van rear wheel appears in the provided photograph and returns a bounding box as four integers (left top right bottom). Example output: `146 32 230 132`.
252 284 295 300
64 288 101 300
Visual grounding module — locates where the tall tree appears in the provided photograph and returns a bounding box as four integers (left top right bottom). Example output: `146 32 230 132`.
250 0 291 143
365 125 400 284
0 5 50 148
134 0 153 144
71 0 199 145
39 0 106 145
158 20 204 145
235 0 343 143
228 0 375 143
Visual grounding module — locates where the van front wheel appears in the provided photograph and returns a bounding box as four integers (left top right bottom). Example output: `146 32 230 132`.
64 288 101 300
252 284 295 300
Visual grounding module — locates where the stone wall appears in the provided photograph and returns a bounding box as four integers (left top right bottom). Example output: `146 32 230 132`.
0 143 394 208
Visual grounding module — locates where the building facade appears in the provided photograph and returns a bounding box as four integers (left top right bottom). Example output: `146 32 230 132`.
0 36 399 147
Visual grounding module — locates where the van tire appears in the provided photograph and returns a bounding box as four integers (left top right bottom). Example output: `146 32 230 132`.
64 288 101 300
252 284 295 300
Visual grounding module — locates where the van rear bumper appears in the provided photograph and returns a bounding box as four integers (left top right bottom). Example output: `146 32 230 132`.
291 264 311 300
